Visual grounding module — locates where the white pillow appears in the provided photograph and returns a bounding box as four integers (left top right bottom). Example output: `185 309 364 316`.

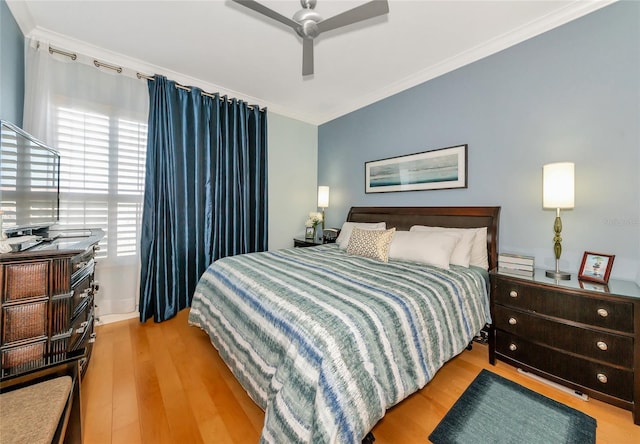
410 225 488 270
388 230 462 269
336 221 386 249
407 226 474 267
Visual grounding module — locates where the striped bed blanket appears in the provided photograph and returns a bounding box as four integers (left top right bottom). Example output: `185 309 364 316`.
188 244 491 444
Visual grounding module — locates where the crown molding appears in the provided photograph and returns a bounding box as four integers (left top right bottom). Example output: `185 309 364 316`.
23 26 318 123
6 0 619 126
314 0 618 125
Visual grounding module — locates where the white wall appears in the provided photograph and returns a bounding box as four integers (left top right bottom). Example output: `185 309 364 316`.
268 111 318 250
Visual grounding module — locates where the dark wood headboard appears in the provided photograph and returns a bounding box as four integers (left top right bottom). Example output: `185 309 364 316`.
346 206 501 270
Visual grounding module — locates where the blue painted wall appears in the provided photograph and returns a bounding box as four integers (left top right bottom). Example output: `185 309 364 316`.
0 0 24 126
318 1 640 281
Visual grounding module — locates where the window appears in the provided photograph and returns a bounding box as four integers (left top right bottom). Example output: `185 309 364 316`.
55 106 147 264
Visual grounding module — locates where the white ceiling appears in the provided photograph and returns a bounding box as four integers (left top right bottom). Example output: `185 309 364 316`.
7 0 615 125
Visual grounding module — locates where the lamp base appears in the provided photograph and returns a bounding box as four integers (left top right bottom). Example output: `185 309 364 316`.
545 269 571 280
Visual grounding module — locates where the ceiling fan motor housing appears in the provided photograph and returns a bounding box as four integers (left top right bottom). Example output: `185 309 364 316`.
293 5 322 38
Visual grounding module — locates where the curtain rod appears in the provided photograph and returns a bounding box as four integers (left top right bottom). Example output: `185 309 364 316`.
49 46 76 60
136 72 255 109
49 46 122 74
47 44 258 110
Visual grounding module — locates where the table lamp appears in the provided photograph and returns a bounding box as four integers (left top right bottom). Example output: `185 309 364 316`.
317 186 329 230
543 162 574 280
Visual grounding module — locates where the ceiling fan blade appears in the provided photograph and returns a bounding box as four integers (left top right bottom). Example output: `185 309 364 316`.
302 38 314 76
232 0 299 30
317 0 389 34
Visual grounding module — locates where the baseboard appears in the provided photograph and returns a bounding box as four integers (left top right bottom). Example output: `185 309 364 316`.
96 311 139 325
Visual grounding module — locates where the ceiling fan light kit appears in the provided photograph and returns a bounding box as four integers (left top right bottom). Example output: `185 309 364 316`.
232 0 389 76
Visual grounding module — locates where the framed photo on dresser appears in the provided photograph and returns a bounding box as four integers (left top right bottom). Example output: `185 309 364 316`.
578 251 615 284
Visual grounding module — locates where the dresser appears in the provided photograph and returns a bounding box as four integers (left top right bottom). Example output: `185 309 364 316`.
0 229 103 378
489 269 640 424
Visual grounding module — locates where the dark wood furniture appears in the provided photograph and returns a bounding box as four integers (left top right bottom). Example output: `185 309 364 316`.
293 237 323 248
0 349 84 444
0 229 103 378
490 269 640 424
346 206 501 270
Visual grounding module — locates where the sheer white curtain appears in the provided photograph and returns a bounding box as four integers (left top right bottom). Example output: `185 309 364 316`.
23 39 149 318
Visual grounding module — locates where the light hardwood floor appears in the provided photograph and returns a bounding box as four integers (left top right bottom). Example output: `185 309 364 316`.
82 309 640 443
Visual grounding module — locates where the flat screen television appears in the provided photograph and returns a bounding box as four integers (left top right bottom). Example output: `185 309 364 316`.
0 120 60 237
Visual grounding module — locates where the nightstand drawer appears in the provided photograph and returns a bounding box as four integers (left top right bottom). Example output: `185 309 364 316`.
494 305 633 367
496 331 633 401
495 280 633 333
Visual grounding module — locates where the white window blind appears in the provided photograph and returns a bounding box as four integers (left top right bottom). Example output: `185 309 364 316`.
55 106 147 263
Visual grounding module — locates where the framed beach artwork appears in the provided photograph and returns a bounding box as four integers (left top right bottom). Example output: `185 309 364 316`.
578 251 615 284
365 144 468 193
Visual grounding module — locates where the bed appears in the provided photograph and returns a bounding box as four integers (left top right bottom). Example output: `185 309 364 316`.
189 206 500 443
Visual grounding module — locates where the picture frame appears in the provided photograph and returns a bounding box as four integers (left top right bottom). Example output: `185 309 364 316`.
365 144 467 193
578 251 615 284
305 226 315 240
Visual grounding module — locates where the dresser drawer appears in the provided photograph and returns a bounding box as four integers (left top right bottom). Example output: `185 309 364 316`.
1 300 48 344
71 272 93 319
494 305 633 368
2 261 49 302
495 280 633 333
496 331 633 401
68 299 94 350
0 339 47 377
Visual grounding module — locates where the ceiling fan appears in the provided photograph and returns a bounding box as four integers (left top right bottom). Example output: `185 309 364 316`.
232 0 389 76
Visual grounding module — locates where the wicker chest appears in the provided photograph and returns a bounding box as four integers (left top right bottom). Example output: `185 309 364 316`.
0 231 101 378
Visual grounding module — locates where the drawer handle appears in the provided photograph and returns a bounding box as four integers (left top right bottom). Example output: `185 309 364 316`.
509 290 518 298
596 341 608 351
509 343 517 352
508 317 517 325
596 373 608 384
597 308 608 318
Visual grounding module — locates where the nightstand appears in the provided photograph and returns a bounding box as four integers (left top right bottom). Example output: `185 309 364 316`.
293 237 335 248
293 237 321 248
489 269 640 424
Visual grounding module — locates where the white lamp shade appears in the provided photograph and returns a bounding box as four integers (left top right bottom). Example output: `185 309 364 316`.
543 162 575 209
317 186 330 208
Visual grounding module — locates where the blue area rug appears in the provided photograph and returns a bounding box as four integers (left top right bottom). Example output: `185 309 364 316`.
429 369 596 444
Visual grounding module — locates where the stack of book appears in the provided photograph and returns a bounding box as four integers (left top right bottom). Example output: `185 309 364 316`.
498 253 535 277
